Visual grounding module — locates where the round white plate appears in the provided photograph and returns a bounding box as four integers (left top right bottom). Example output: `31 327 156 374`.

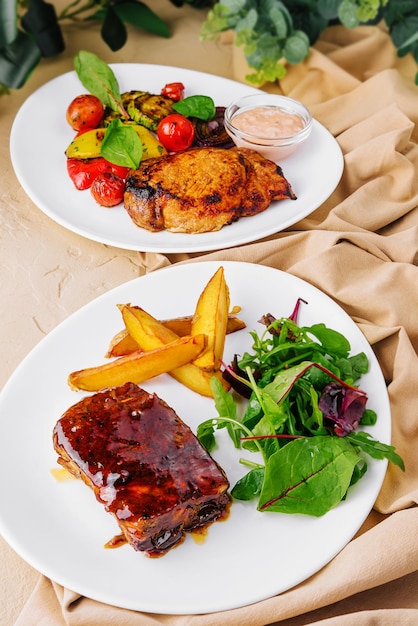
10 64 343 253
0 262 389 614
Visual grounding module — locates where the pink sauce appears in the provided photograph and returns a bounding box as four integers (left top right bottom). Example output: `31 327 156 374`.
232 106 304 139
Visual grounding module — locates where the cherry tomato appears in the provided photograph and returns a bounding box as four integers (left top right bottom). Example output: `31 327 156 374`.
66 94 104 131
90 171 126 207
67 158 129 191
157 113 195 152
161 82 185 102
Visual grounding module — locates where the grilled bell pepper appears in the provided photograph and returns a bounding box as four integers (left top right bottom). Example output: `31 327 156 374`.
65 124 167 160
67 158 129 190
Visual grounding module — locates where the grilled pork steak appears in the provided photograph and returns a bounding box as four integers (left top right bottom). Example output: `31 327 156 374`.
123 146 296 234
53 382 230 557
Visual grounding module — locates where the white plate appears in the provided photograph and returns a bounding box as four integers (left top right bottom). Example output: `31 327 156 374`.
0 262 389 614
10 64 343 253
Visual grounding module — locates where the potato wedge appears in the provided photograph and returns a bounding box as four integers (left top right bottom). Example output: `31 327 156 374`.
65 124 167 160
106 314 246 358
119 304 229 397
68 334 206 392
191 266 230 371
106 328 140 358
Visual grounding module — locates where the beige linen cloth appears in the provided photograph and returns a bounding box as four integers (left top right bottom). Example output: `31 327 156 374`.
7 20 418 626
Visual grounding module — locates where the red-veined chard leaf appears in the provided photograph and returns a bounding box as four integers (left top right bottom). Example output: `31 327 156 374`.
258 436 361 516
318 382 368 436
74 50 127 116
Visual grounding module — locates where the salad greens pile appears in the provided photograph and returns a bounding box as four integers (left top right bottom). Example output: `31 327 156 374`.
198 299 404 517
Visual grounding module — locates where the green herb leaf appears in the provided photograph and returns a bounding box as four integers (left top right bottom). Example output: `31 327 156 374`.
211 376 242 448
231 467 265 500
74 50 127 116
101 119 142 168
258 436 361 516
346 431 405 470
173 95 216 120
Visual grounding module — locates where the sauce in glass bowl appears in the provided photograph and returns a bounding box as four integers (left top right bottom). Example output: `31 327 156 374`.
224 94 312 160
232 106 305 139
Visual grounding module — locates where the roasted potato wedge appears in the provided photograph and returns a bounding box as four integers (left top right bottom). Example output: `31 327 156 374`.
119 304 229 397
191 266 230 371
68 334 206 392
106 314 246 358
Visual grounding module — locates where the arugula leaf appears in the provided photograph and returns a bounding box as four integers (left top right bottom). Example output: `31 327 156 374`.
74 50 127 116
211 376 241 448
101 119 142 168
346 431 405 470
258 436 361 516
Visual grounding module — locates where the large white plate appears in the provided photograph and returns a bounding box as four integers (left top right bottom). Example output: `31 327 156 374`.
10 64 343 253
0 262 389 614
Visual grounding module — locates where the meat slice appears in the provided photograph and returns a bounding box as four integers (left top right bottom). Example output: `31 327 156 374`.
53 382 230 557
123 146 296 234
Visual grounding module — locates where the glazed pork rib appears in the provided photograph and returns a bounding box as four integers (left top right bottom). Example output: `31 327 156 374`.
53 382 230 557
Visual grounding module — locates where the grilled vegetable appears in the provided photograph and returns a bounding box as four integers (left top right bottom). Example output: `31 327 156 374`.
125 91 175 130
66 158 129 190
191 107 234 148
65 124 167 160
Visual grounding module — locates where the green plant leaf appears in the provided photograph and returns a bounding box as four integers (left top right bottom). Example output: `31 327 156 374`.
0 30 41 89
113 1 170 38
317 0 341 20
101 7 127 52
338 0 360 28
0 0 18 47
391 16 418 55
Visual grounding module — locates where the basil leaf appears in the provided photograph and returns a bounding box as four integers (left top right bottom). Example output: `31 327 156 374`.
101 119 142 168
74 50 126 115
258 436 361 516
173 95 216 121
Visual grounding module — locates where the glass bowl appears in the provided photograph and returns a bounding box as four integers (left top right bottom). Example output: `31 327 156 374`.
224 94 312 160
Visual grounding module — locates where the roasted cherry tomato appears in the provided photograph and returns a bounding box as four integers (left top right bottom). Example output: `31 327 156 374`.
90 171 126 207
66 94 104 131
67 158 129 190
156 113 195 152
161 82 185 101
